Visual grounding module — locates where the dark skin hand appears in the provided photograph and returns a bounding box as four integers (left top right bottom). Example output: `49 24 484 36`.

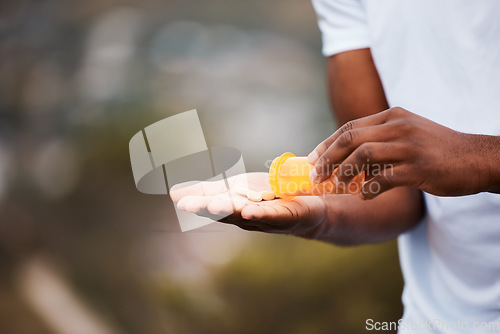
171 49 424 245
308 107 500 200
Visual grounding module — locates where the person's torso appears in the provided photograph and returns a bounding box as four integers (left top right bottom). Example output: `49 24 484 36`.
359 0 500 331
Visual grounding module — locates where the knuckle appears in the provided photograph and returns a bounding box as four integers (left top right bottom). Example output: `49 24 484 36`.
316 133 337 155
317 141 328 154
340 121 355 134
357 144 374 161
315 157 326 170
394 117 414 132
388 106 406 119
337 130 356 148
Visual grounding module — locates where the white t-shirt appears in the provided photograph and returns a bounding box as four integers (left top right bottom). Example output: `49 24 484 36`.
312 0 500 332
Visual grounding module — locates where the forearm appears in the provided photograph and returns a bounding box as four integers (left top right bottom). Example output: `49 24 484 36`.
327 49 389 124
317 187 424 245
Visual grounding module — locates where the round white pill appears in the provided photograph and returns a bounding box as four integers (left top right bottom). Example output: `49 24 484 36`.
247 190 263 202
231 187 249 197
261 191 276 201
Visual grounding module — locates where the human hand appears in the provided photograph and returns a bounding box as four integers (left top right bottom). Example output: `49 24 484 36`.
170 172 326 238
308 107 499 199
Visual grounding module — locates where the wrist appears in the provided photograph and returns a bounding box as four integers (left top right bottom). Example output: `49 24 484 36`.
307 197 328 240
290 197 328 240
316 196 357 245
484 135 500 193
473 134 500 193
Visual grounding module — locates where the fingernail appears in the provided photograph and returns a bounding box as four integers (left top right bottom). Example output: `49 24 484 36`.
309 168 320 183
307 151 318 164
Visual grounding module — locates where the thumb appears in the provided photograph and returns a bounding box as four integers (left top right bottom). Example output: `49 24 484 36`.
360 173 399 200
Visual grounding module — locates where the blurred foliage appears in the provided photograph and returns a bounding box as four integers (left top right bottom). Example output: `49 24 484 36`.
0 0 403 333
154 237 403 334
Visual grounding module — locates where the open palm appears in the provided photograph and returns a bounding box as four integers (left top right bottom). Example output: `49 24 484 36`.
170 172 326 237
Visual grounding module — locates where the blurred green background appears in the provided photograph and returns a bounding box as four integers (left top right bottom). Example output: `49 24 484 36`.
0 0 403 333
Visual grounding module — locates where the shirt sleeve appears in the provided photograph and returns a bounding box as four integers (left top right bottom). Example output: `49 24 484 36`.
311 0 371 57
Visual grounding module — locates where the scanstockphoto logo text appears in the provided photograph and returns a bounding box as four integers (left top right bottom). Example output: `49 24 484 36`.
264 159 394 194
264 160 394 179
366 318 500 332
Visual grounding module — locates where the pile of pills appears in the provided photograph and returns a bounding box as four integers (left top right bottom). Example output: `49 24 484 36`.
231 187 277 202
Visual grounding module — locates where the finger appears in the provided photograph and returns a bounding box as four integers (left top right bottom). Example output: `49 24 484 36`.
241 200 302 223
335 142 407 185
207 195 251 216
359 166 409 200
310 123 397 183
307 109 391 164
240 204 277 221
170 179 228 203
178 193 248 222
176 195 214 213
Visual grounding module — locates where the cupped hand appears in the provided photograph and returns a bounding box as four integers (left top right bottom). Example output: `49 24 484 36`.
170 172 326 238
308 107 496 199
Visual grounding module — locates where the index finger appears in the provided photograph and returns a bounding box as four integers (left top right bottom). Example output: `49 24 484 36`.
307 109 391 164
